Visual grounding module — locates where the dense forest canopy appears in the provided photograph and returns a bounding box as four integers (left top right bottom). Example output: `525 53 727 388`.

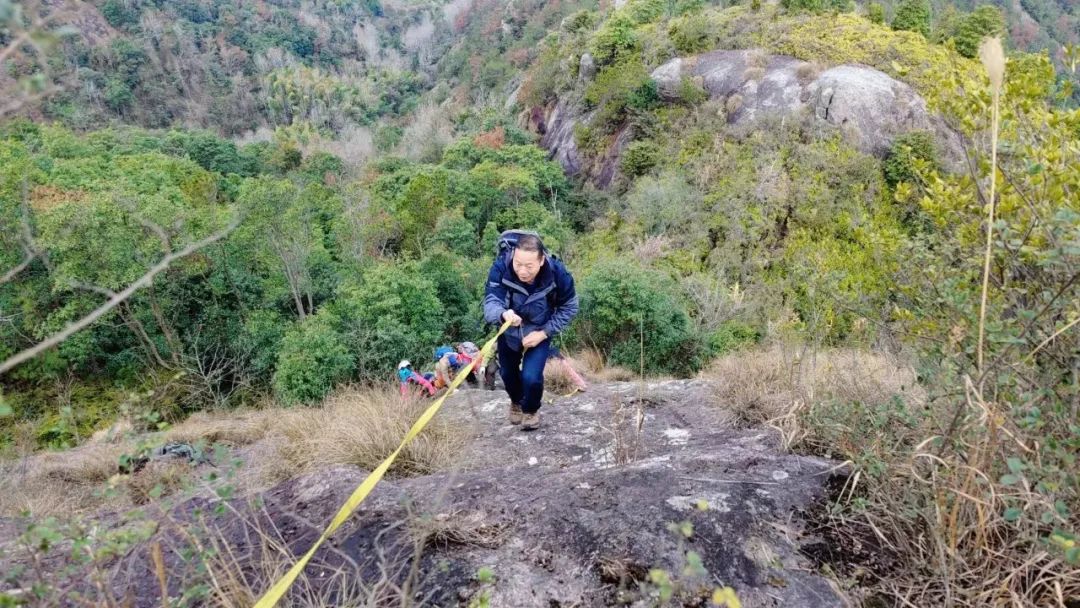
1 0 1078 604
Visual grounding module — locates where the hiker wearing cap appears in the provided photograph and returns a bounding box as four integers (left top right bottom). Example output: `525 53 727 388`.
397 360 436 398
433 344 479 389
483 231 578 430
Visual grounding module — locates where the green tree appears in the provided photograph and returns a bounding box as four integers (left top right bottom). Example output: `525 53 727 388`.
867 2 885 24
235 177 335 319
951 6 1007 59
572 259 706 376
273 312 354 405
892 0 931 37
332 262 446 381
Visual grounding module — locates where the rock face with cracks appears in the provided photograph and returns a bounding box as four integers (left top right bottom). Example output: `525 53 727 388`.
534 49 963 189
10 381 846 607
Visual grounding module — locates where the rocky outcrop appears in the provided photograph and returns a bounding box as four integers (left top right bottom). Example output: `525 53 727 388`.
102 380 845 607
532 49 963 189
653 50 962 159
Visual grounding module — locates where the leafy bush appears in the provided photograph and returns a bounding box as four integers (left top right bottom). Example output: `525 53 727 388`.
707 321 759 355
892 0 930 37
417 252 485 342
883 131 938 186
572 259 706 376
273 313 355 405
950 6 1007 59
240 310 289 385
432 207 480 257
668 13 717 54
867 2 885 24
586 59 659 128
563 9 597 33
780 0 851 12
332 262 446 382
621 140 663 176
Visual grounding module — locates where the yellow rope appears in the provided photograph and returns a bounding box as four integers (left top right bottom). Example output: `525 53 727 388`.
253 320 512 608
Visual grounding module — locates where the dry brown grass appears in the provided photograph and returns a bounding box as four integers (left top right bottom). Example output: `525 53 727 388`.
163 408 278 447
407 509 509 550
543 355 589 395
126 460 194 505
1 386 470 517
701 344 922 429
574 348 636 382
742 66 766 82
795 61 823 84
156 502 424 608
273 386 469 479
0 442 130 517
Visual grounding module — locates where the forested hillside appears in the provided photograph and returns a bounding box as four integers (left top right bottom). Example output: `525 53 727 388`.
1 0 1078 606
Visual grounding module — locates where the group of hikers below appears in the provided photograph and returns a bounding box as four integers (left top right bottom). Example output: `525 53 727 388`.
396 231 583 431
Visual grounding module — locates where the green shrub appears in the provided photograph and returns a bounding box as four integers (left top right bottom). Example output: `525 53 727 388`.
883 131 938 186
273 312 355 405
781 0 851 12
572 259 706 376
867 2 885 24
240 310 289 385
950 6 1006 59
564 9 597 33
418 252 485 342
621 140 663 177
332 262 446 382
591 11 639 65
891 0 930 37
677 76 709 105
707 321 759 355
491 201 573 253
586 59 658 128
432 207 479 257
668 13 717 54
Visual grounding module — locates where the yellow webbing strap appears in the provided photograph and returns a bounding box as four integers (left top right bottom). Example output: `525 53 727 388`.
253 320 512 607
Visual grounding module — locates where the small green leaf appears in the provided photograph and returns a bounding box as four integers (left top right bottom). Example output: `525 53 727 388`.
476 566 495 584
999 474 1020 486
1003 507 1022 522
1066 547 1080 565
679 521 694 538
1006 457 1025 474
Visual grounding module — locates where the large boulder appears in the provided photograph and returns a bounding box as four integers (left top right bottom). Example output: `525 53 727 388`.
532 49 963 188
98 380 846 607
654 49 962 160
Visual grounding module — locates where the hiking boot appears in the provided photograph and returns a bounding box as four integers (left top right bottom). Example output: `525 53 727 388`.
508 403 523 425
521 412 540 431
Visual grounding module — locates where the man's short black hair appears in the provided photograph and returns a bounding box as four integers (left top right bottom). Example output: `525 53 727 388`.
515 234 544 258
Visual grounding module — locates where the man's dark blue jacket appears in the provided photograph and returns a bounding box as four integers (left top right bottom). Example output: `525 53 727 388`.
483 251 578 352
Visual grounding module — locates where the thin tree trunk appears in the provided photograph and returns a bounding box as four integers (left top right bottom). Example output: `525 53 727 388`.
147 279 182 365
119 301 168 368
217 242 249 319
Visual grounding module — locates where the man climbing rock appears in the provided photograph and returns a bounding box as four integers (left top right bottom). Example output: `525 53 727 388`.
483 232 578 430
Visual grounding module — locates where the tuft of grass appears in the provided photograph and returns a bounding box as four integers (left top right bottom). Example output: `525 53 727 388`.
163 408 278 447
274 386 469 479
574 348 636 382
701 344 920 429
544 355 589 394
0 442 130 517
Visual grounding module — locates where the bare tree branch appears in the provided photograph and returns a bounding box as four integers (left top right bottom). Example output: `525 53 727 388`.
0 252 36 285
0 219 240 376
0 179 41 285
